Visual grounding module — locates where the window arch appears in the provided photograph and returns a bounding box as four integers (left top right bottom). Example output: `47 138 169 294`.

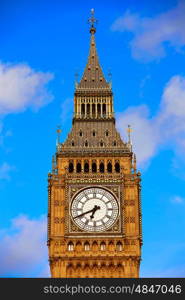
68 242 74 251
85 140 88 147
84 162 89 173
116 241 123 251
107 162 112 173
100 242 106 251
71 141 74 146
69 162 74 173
115 162 120 173
79 130 83 136
76 162 81 173
105 130 109 136
84 242 90 251
100 141 104 147
99 162 104 173
92 162 97 173
92 130 96 137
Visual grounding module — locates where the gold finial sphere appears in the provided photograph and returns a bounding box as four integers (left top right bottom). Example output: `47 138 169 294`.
88 8 97 34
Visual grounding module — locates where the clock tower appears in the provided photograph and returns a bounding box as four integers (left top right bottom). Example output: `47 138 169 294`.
48 10 142 278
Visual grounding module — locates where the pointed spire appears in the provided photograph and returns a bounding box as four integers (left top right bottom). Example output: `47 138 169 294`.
77 9 110 90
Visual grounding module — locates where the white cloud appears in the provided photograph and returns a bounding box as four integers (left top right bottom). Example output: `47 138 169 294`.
160 75 185 118
117 105 159 167
0 214 49 277
116 75 185 166
0 62 54 114
171 195 185 204
111 10 140 32
111 1 185 60
158 76 185 151
0 162 15 180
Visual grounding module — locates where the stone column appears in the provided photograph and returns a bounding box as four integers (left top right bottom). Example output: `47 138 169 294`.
85 100 87 118
108 98 110 118
79 98 81 118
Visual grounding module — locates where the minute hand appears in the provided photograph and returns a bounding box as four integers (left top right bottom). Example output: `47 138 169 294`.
74 207 95 219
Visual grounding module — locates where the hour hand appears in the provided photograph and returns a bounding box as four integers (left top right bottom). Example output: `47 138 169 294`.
90 205 100 219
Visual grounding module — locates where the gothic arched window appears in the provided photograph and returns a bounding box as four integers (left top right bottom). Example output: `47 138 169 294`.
84 242 90 251
99 162 104 173
84 162 89 173
115 162 120 173
68 242 74 251
69 162 74 173
116 241 123 251
100 242 106 251
76 162 81 173
107 162 112 173
92 162 97 173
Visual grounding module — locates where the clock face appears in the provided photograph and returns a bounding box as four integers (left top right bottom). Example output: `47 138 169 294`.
71 187 119 232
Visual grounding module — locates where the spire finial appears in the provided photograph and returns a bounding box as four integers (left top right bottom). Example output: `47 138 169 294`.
56 125 62 144
127 124 132 144
88 8 97 34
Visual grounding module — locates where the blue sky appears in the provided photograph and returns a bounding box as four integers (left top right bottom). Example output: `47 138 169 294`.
0 0 185 277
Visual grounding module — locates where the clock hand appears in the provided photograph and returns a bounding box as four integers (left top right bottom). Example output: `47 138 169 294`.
90 205 100 219
74 206 96 219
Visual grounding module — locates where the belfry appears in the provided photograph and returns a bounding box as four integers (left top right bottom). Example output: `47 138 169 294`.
48 10 142 278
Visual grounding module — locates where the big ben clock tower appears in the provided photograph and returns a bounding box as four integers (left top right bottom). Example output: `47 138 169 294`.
48 10 142 278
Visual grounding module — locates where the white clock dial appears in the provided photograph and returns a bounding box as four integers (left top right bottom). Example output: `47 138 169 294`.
71 187 119 232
